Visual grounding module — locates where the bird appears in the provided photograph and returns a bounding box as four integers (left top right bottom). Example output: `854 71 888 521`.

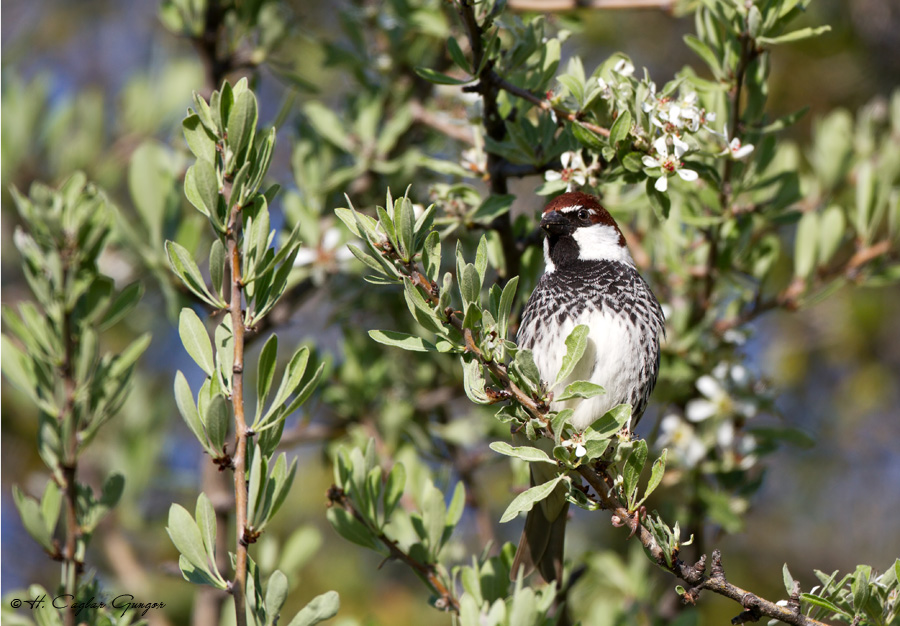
512 191 666 584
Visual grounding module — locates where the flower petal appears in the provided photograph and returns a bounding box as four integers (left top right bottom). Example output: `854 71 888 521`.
677 168 698 182
642 156 661 168
685 399 717 422
654 175 668 192
696 374 723 399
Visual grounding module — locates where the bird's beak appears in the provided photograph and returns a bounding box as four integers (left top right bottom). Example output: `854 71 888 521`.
540 211 572 236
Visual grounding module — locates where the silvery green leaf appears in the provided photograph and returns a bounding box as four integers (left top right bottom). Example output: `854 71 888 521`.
260 346 310 425
183 114 218 163
461 263 480 307
13 486 54 552
286 590 340 626
265 570 290 626
256 334 278 419
783 563 795 596
326 508 376 550
757 25 831 46
167 504 217 580
471 194 514 223
589 404 632 439
226 89 258 168
489 441 556 464
497 275 519 342
383 462 406 521
461 356 490 405
446 481 466 529
818 205 845 265
623 439 648 508
369 329 436 352
167 241 221 307
640 448 667 506
555 380 605 401
555 325 589 385
202 394 228 454
499 474 565 523
514 348 542 388
794 211 819 278
394 197 415 262
179 307 215 376
423 482 446 559
175 371 208 449
195 493 218 571
99 281 143 331
423 231 441 284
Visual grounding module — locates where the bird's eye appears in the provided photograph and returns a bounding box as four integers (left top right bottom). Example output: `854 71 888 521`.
577 209 590 221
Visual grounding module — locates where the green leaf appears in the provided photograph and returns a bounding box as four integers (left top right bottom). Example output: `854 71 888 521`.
305 102 353 152
256 334 279 418
621 152 645 173
641 449 667 504
447 36 471 73
167 241 220 307
783 563 795 596
757 25 831 46
196 493 218 570
800 593 848 617
179 307 215 376
423 482 447 558
383 462 406 521
461 356 490 404
99 282 143 331
422 231 441 284
555 325 589 385
226 89 258 165
414 67 473 85
266 570 290 623
185 159 220 219
472 195 514 223
489 441 556 464
683 35 722 77
286 590 341 626
497 275 519 341
13 486 53 552
609 110 632 146
262 346 310 424
183 113 218 163
175 371 208 449
326 507 376 549
623 439 648 508
589 404 632 438
794 211 819 278
369 329 436 352
645 177 671 219
202 394 229 453
555 380 605 401
499 475 565 523
167 504 216 580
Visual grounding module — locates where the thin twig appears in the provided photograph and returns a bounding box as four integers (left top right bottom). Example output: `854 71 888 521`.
224 181 250 626
327 488 460 612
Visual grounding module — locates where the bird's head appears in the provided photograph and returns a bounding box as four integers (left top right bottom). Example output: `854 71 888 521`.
540 191 632 271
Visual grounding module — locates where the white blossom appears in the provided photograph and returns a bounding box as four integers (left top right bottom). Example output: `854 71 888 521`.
642 136 698 193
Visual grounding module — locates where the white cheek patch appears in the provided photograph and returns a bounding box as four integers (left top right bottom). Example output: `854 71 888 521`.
572 224 633 264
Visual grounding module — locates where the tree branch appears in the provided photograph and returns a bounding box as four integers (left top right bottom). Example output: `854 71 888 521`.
508 0 675 10
224 181 250 626
575 465 831 626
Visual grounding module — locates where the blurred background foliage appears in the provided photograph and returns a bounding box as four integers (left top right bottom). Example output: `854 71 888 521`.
1 0 899 625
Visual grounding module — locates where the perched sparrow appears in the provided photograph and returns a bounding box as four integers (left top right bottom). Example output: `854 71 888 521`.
512 191 665 583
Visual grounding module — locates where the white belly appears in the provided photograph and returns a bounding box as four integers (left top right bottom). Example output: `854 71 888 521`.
529 308 644 431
